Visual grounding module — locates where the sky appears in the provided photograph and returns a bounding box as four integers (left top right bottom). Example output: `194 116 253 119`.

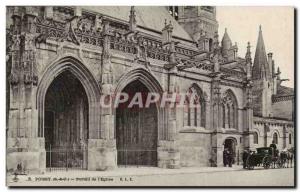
216 7 294 88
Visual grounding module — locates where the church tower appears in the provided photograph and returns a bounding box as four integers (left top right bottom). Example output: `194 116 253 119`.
252 26 275 117
175 6 218 43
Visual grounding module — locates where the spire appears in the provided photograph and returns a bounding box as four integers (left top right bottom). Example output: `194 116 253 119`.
245 42 252 63
221 28 232 56
245 42 252 80
252 25 270 80
129 6 137 31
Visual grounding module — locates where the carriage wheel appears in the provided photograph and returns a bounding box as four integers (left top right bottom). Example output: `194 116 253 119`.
262 156 271 169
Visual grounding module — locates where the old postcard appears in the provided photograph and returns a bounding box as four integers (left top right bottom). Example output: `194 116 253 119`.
6 6 295 187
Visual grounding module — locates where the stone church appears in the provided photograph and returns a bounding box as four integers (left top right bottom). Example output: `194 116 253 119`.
6 6 294 173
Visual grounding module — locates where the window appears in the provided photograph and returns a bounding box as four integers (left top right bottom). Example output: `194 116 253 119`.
273 132 278 144
184 85 206 128
253 132 258 144
289 133 292 144
168 6 179 20
221 90 238 129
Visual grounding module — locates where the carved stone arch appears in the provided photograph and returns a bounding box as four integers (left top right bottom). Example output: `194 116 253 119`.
270 129 281 138
189 83 207 102
184 83 207 128
222 89 238 107
223 136 238 145
253 128 262 137
36 56 101 139
114 67 163 95
113 67 166 140
271 129 280 144
222 89 239 129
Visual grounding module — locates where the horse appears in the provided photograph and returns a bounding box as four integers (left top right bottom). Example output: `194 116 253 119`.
279 151 288 168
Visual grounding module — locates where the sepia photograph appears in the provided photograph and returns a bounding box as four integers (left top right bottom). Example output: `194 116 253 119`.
5 5 295 187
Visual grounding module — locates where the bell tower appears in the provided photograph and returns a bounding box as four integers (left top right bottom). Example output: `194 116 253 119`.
176 6 218 42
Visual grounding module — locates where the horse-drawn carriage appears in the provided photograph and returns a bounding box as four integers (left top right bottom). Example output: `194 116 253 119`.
245 147 293 170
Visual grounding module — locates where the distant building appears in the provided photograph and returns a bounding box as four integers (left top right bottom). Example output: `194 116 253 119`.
6 6 294 173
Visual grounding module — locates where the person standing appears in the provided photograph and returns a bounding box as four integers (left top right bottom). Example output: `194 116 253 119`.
242 150 249 169
228 150 233 167
223 148 228 167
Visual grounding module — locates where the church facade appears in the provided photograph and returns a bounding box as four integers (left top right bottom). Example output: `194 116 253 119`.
6 6 294 173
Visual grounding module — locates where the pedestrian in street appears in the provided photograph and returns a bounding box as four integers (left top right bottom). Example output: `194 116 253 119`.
270 140 278 156
242 149 249 169
223 148 228 167
228 150 233 167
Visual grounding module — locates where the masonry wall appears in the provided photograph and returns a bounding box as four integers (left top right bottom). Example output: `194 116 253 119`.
252 119 294 151
272 99 293 120
178 132 211 167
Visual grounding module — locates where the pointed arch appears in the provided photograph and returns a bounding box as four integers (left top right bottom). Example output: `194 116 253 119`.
222 89 238 129
184 83 207 128
114 67 163 95
114 67 166 140
36 56 101 139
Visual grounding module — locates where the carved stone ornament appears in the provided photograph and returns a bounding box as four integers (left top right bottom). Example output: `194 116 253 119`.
9 72 19 86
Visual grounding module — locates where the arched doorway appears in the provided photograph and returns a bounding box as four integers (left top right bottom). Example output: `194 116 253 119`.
224 138 237 164
116 80 158 166
44 70 88 170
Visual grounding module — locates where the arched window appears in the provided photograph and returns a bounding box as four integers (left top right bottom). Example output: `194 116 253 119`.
289 133 292 144
273 132 278 144
253 132 258 144
184 85 206 128
221 90 238 129
221 104 225 128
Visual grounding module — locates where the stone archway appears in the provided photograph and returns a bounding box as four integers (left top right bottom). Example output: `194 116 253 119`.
44 70 89 169
114 68 165 167
116 80 158 166
37 56 101 139
36 56 101 170
224 137 238 164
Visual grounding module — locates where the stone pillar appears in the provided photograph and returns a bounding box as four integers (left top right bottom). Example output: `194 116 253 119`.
7 7 45 174
283 125 287 149
210 75 224 167
87 19 117 171
243 80 253 151
166 67 180 169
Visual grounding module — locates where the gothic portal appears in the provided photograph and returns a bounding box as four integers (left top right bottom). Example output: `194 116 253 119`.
44 70 89 169
116 80 158 166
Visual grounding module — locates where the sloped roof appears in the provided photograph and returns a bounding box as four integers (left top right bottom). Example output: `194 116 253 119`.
83 6 193 41
252 26 269 79
276 85 294 96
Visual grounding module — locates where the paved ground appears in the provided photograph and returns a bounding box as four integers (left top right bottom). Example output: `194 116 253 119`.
7 166 295 187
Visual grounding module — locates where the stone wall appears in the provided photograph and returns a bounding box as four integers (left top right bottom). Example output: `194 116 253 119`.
272 99 293 120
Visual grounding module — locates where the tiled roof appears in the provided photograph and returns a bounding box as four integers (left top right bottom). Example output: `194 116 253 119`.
83 6 193 41
276 85 294 96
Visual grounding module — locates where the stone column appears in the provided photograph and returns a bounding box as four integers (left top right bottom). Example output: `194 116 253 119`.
7 7 45 174
158 39 181 168
210 75 224 167
87 19 117 171
165 67 180 169
243 81 253 151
